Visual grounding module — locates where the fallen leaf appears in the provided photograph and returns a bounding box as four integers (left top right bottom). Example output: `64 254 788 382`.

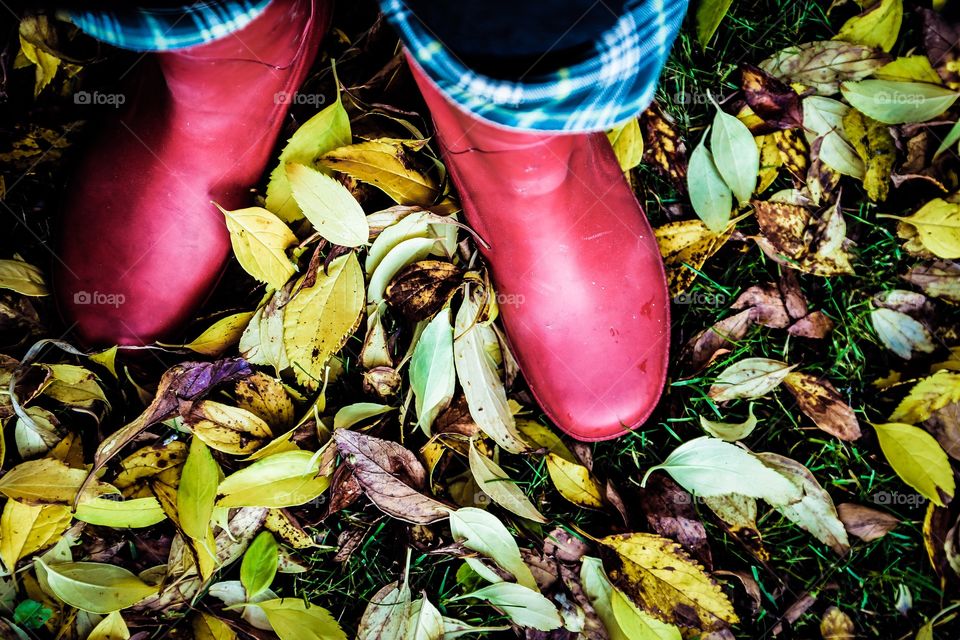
833 0 903 52
217 449 331 508
836 502 900 541
607 117 644 171
178 312 255 357
696 0 734 46
783 372 861 440
449 507 538 590
656 220 732 296
385 260 461 321
687 138 733 233
600 532 738 631
873 422 955 506
0 258 47 296
699 404 758 441
36 559 158 614
903 260 960 303
711 103 759 206
334 429 449 524
0 499 70 571
870 308 936 359
890 370 960 424
186 400 273 455
708 357 796 401
287 162 369 247
218 205 297 289
819 605 855 639
759 41 889 96
888 198 960 259
638 473 713 569
257 598 347 640
410 308 456 434
841 80 959 124
739 64 803 133
240 531 278 599
640 103 687 190
842 108 895 201
468 439 546 523
73 496 166 529
319 139 438 205
546 453 605 509
451 582 562 631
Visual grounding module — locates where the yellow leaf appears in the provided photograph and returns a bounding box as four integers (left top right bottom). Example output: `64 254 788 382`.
192 612 238 640
874 56 943 84
216 449 331 508
38 363 109 410
234 371 295 429
88 611 130 640
655 220 732 296
113 441 186 498
0 458 107 504
890 371 960 424
842 108 895 202
178 437 219 541
257 598 347 640
18 35 59 96
0 258 47 296
516 419 576 462
187 400 273 455
283 252 365 389
35 558 158 614
607 118 644 172
286 162 369 247
600 532 739 631
218 205 298 290
888 199 960 259
319 139 438 205
545 453 604 509
834 0 903 52
467 439 546 523
74 496 166 528
265 508 317 549
177 312 255 356
0 499 70 571
265 74 351 222
873 422 955 506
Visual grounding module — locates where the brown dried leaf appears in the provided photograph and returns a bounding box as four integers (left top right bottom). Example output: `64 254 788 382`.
333 429 450 524
656 220 732 296
788 311 836 339
903 260 960 303
385 260 461 321
682 309 754 371
638 473 713 569
925 401 960 461
759 41 890 95
920 7 960 89
836 502 900 541
640 102 687 190
776 129 809 183
740 64 804 133
783 372 861 440
732 284 790 328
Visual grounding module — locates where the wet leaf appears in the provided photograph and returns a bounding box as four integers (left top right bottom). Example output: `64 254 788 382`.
873 422 955 506
410 308 456 434
642 437 802 506
759 41 889 95
783 372 861 440
36 558 158 614
833 0 903 52
756 453 850 555
836 502 900 541
870 308 936 359
287 162 369 247
283 252 364 389
334 429 449 524
600 532 738 631
842 80 959 125
218 205 297 289
708 357 796 401
687 139 733 233
468 439 546 523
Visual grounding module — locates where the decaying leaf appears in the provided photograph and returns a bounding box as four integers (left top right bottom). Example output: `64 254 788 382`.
468 439 546 523
752 200 856 276
319 139 438 205
783 372 861 440
759 41 890 96
640 102 687 190
385 260 461 321
833 0 902 52
903 260 960 303
656 220 732 296
842 108 895 201
739 64 803 133
836 502 900 541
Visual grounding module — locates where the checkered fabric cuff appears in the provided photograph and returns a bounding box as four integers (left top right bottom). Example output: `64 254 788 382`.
381 0 688 133
69 0 273 52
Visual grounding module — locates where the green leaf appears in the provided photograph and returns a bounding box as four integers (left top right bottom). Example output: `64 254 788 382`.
870 308 936 359
241 531 278 599
711 104 759 206
258 598 348 640
216 449 330 508
0 259 47 296
873 422 955 506
265 69 351 222
287 163 369 247
687 138 733 233
452 583 562 631
332 402 394 430
178 437 219 542
642 436 802 506
74 496 166 528
708 357 796 401
449 507 538 590
36 559 158 614
409 309 456 434
699 404 758 441
841 80 960 125
13 600 51 630
802 96 865 178
468 439 547 523
695 0 734 47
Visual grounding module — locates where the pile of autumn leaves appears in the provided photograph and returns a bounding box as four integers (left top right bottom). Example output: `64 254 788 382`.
3 0 960 638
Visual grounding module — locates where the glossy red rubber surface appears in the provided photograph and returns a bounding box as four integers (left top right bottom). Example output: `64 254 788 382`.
409 56 670 441
55 0 328 345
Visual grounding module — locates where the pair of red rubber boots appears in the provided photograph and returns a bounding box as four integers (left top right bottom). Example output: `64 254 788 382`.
54 0 669 441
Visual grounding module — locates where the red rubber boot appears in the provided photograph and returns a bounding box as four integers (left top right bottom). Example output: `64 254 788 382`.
55 0 329 346
409 58 670 441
